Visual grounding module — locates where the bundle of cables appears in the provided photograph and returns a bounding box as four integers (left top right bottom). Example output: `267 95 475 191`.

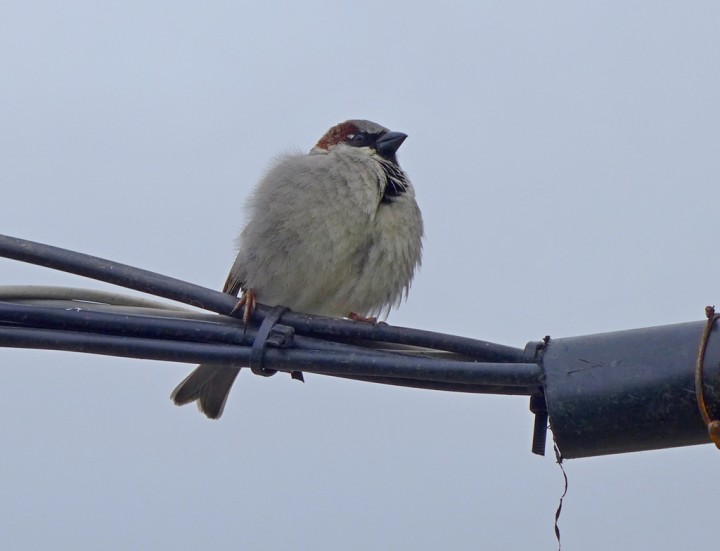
0 234 546 445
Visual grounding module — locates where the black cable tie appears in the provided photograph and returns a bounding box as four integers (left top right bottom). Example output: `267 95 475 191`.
250 305 292 377
530 393 548 456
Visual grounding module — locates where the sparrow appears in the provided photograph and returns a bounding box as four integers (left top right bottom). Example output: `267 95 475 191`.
171 119 424 418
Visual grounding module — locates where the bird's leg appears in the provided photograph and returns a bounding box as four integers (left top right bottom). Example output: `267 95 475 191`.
230 288 257 325
348 312 378 324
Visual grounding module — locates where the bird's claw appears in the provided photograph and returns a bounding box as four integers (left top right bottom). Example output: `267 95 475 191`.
230 288 257 326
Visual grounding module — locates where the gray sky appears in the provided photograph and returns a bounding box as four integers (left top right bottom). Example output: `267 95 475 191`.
2 2 719 549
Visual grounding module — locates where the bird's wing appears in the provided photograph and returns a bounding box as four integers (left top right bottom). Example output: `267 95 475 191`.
222 254 247 296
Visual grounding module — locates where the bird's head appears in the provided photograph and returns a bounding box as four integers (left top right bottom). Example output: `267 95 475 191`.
312 120 408 164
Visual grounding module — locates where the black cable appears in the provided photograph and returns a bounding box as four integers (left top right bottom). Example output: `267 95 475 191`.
0 234 234 314
0 326 542 391
0 300 487 366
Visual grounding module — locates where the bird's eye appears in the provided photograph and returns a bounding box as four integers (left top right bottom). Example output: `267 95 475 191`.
349 133 369 146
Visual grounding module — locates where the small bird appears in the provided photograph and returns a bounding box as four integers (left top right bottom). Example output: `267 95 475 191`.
171 119 424 418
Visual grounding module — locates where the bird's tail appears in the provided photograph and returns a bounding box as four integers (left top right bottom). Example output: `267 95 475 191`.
170 364 241 419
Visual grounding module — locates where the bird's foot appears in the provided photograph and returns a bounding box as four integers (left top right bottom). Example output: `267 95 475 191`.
230 288 257 326
348 312 378 324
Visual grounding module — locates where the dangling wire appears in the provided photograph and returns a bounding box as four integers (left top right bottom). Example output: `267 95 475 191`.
695 306 720 450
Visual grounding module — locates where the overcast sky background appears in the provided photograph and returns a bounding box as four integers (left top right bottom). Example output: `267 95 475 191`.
2 2 719 549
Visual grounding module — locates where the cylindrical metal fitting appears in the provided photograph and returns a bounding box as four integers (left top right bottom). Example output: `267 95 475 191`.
540 320 720 458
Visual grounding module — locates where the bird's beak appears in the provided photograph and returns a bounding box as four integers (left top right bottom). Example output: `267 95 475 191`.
375 131 408 155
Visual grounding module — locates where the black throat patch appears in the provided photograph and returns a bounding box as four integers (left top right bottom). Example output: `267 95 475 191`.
379 158 410 204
